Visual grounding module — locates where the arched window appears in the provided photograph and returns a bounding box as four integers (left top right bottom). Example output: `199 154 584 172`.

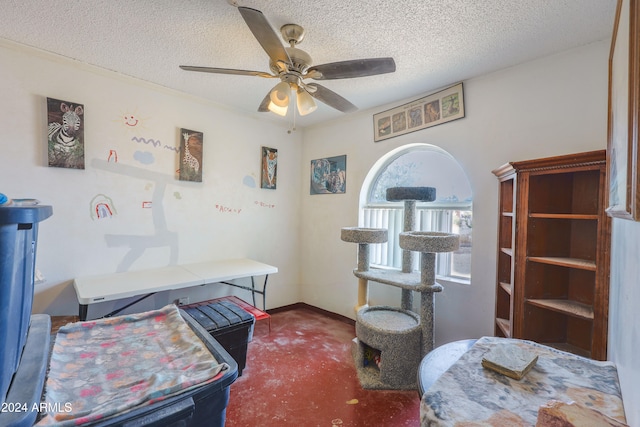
359 143 472 283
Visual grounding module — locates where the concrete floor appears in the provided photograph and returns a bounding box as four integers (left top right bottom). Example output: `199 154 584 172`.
225 306 421 426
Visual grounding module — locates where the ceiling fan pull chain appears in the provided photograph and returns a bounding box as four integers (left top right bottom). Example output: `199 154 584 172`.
288 98 297 134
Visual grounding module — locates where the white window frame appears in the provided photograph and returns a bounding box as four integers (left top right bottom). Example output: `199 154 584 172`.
359 143 472 284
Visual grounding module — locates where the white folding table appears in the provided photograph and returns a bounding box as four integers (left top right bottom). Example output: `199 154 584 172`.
73 258 277 320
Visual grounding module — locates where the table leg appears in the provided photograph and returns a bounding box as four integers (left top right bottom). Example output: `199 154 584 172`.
261 275 270 311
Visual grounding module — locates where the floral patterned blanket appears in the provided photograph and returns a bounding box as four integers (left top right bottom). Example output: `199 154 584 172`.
37 304 227 426
420 336 627 426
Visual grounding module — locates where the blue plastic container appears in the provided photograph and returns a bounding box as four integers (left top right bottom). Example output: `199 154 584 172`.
1 203 238 426
0 205 52 412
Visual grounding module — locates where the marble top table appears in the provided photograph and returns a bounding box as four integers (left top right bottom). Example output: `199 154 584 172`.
420 336 626 426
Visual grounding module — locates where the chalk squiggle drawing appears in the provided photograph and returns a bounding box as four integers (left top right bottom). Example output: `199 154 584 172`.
131 136 161 147
131 136 180 153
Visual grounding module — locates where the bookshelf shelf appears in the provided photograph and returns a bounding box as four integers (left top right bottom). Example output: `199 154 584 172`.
526 298 594 320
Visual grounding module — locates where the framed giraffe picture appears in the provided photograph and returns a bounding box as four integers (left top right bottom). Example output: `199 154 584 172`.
47 97 85 169
179 128 203 182
261 146 278 189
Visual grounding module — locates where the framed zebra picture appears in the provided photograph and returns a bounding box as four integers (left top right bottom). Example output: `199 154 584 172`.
47 97 85 169
261 146 277 189
179 128 203 182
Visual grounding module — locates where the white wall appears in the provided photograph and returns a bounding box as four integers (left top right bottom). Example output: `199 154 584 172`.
300 40 610 342
0 39 303 318
609 219 640 424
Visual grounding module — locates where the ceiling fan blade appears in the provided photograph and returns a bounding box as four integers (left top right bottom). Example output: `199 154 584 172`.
238 7 291 67
306 83 358 113
179 65 275 78
306 57 396 80
258 92 271 112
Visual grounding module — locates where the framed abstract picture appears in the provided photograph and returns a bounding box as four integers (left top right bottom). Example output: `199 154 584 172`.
261 146 278 189
310 155 346 195
47 97 85 169
179 128 203 182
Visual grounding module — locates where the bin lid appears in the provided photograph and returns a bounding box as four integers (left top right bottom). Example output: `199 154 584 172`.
0 205 53 225
185 300 254 331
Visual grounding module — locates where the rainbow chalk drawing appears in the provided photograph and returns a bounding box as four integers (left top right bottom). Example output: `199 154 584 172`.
90 194 117 220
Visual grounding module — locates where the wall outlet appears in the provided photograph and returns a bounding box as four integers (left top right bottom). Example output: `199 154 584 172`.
177 297 189 306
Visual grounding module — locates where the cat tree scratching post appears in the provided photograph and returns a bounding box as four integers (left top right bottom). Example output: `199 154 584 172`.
341 186 460 390
386 187 437 311
399 231 460 356
340 227 388 311
349 231 459 390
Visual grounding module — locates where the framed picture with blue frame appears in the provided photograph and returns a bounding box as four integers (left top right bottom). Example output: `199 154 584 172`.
310 155 346 195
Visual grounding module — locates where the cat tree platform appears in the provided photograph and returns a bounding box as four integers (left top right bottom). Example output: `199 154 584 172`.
341 227 388 311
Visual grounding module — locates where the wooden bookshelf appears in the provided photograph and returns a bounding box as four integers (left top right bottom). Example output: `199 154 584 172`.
492 164 516 339
492 150 610 360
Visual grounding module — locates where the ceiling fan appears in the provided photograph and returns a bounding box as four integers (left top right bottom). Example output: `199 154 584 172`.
180 6 396 117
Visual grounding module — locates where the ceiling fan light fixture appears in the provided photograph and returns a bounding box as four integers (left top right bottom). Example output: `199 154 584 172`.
296 88 317 116
267 100 288 116
269 81 291 107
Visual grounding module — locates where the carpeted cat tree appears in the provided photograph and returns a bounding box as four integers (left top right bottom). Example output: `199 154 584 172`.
341 187 459 390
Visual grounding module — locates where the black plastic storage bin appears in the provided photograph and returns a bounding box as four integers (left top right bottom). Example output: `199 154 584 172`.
86 310 238 427
184 300 255 376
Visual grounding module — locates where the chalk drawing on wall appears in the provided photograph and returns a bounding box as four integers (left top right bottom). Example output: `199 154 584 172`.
255 201 276 209
131 136 161 147
131 137 179 154
90 194 117 220
243 175 257 188
134 151 155 165
215 204 242 214
131 136 180 157
179 129 203 182
92 159 179 272
47 97 85 169
108 150 118 163
116 109 148 132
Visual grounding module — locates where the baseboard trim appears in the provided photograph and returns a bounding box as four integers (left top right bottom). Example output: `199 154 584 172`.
268 303 355 326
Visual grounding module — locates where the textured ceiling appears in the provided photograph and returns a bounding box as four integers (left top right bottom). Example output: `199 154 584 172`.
1 0 617 128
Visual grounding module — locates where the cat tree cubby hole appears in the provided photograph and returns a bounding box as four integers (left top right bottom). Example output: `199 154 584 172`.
353 306 422 390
